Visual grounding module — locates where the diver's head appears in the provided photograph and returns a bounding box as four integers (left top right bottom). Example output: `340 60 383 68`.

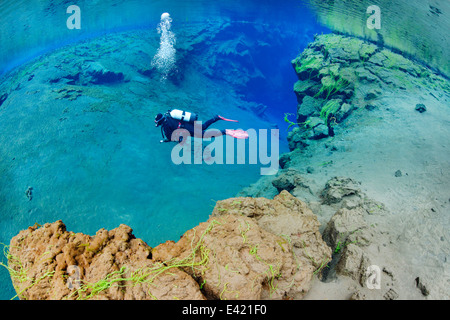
155 113 164 127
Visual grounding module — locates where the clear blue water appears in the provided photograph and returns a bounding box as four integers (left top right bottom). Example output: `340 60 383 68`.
0 0 329 299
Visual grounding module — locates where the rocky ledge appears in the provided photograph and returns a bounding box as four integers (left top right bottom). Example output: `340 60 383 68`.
287 33 449 150
3 191 331 300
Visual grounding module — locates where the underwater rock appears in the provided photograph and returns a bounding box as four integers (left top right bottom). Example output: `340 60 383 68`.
137 67 154 77
212 191 332 275
6 221 204 300
349 291 366 300
294 79 321 103
354 67 379 83
321 176 362 205
153 214 316 300
322 207 371 251
291 52 324 81
415 277 430 297
236 175 280 199
364 88 381 101
279 152 292 169
322 203 378 287
317 177 391 289
415 103 427 113
307 116 326 129
287 127 309 151
45 61 125 86
320 176 387 215
45 66 79 85
336 243 371 286
271 168 313 194
271 170 298 192
297 96 323 122
53 87 82 101
246 101 268 116
335 103 355 122
191 21 285 114
287 33 443 150
310 121 329 140
364 103 378 111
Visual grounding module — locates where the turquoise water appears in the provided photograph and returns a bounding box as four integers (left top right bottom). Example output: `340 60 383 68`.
0 0 328 299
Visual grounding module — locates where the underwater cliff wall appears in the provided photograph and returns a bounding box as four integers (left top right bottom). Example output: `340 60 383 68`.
305 0 450 78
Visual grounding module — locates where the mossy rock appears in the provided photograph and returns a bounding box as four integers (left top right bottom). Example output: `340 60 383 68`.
320 99 342 122
359 43 378 61
297 96 324 122
335 103 356 122
306 116 325 129
368 51 387 67
341 38 364 58
328 64 341 77
294 79 320 102
315 75 350 100
319 35 361 62
381 49 424 76
320 76 335 88
354 67 379 83
317 34 343 53
292 54 324 80
381 50 409 69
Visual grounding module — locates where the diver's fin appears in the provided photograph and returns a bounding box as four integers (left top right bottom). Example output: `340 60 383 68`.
225 129 249 139
218 115 238 122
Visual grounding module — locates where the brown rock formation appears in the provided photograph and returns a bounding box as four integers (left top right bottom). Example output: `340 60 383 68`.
154 214 316 300
212 191 332 270
7 221 204 300
4 191 331 300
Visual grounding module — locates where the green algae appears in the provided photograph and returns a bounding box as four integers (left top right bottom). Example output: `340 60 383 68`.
0 244 55 300
294 55 323 75
320 99 342 124
315 75 350 100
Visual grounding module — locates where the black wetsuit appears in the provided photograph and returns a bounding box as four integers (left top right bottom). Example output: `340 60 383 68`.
160 115 225 142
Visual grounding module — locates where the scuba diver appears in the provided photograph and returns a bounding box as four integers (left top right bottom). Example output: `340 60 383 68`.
155 109 248 143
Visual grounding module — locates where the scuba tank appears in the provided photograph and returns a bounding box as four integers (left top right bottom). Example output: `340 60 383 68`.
169 109 198 123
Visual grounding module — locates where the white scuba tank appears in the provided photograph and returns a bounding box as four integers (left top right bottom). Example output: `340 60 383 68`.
169 109 198 122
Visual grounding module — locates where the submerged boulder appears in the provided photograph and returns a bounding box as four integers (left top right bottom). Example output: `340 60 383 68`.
323 207 371 250
271 168 305 192
6 221 204 300
321 176 362 205
212 191 332 274
154 214 315 300
297 96 323 122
